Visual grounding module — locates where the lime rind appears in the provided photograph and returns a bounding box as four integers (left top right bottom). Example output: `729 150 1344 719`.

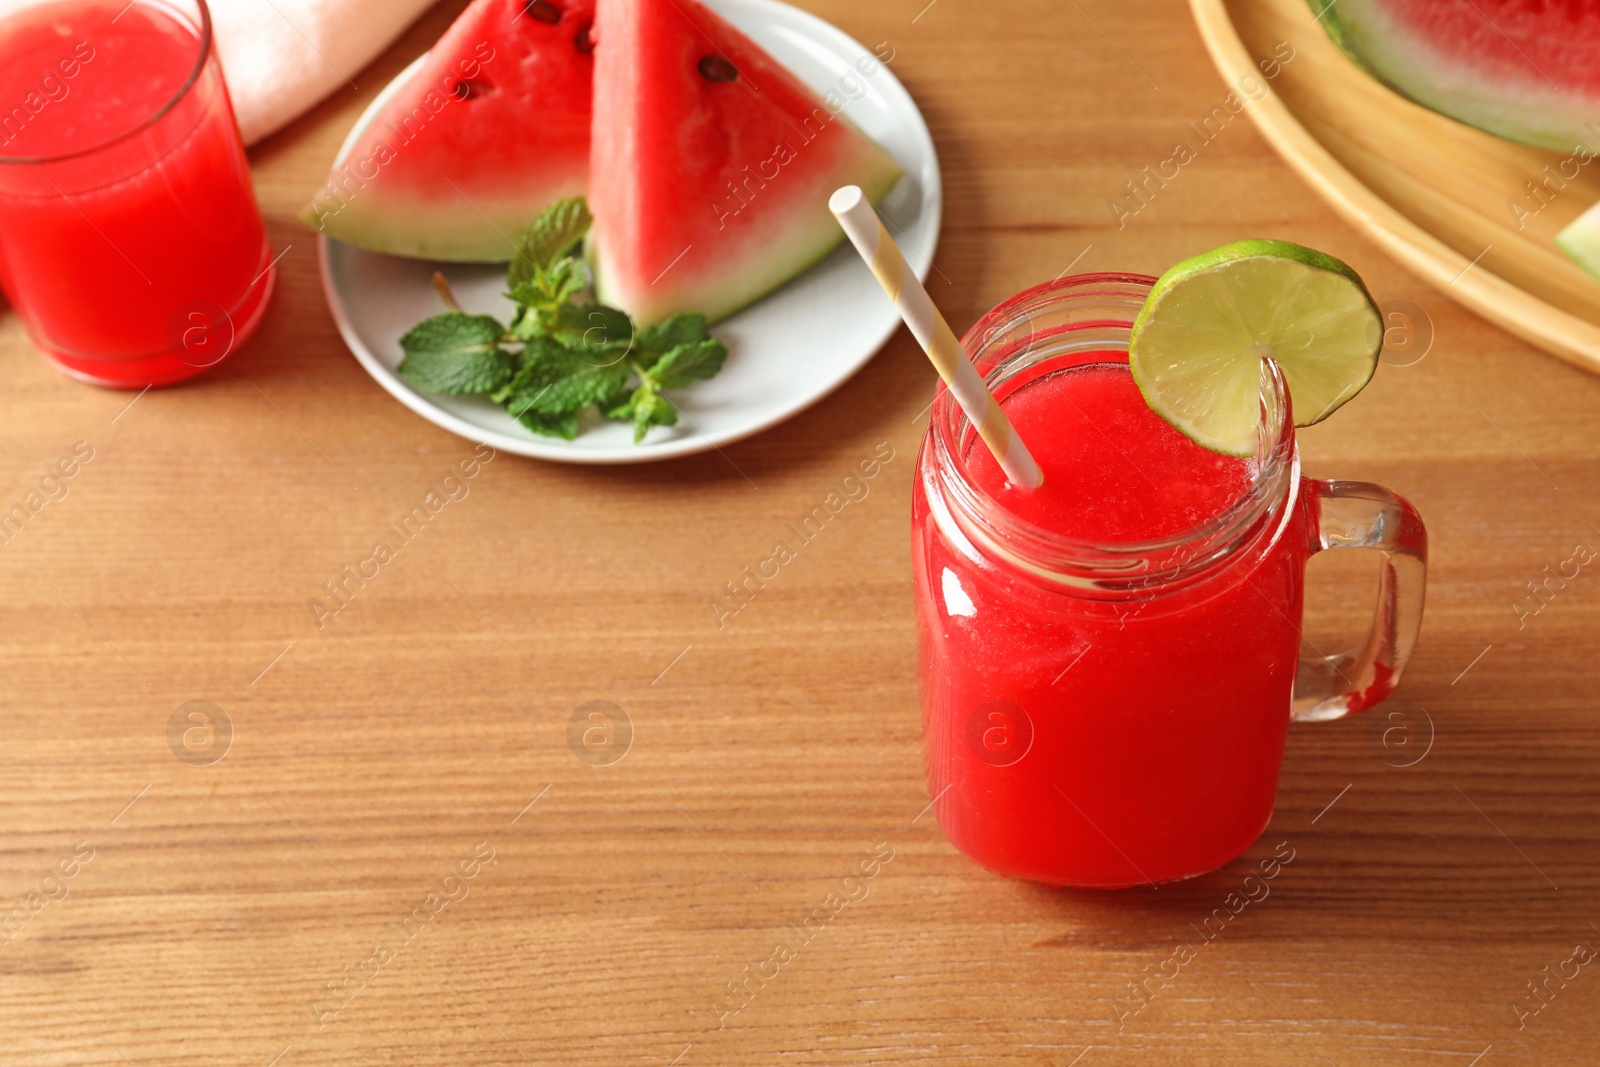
1128 239 1382 456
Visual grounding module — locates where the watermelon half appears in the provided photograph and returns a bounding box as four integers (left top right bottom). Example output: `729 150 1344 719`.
588 0 904 325
301 0 595 261
1310 0 1600 151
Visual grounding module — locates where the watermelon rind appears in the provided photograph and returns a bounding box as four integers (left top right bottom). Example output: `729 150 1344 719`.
1556 200 1600 282
1307 0 1366 66
1309 0 1600 152
302 182 571 263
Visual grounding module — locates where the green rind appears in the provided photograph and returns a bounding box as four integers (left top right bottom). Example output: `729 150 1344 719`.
1307 0 1367 68
1556 200 1600 281
1129 239 1382 456
301 205 501 263
301 209 507 263
301 189 576 263
1307 0 1600 151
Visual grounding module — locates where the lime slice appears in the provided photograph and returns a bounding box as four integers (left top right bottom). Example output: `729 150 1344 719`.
1128 239 1382 456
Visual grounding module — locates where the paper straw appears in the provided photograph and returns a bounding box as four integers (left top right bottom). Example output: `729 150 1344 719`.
829 186 1043 490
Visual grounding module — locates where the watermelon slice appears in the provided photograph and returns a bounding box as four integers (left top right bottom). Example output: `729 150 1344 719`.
1311 0 1600 151
301 0 595 261
587 0 904 325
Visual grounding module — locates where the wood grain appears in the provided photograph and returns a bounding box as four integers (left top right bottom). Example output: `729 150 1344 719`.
3 1 1600 1064
1192 0 1600 375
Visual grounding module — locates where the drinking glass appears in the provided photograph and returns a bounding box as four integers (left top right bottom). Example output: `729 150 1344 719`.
0 0 273 386
911 274 1427 887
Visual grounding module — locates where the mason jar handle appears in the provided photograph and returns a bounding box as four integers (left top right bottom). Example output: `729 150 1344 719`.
1293 479 1428 723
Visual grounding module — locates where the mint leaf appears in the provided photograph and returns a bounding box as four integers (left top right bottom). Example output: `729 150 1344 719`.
504 342 630 417
630 388 677 443
508 198 592 292
507 302 631 355
400 344 513 395
549 258 587 303
514 336 567 372
488 377 517 405
508 257 586 312
596 369 634 415
637 312 709 363
516 407 581 440
505 303 537 342
397 313 511 395
604 388 639 422
651 338 728 389
400 312 505 362
549 304 634 355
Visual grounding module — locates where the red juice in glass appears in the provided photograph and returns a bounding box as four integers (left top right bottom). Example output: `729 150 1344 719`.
0 0 272 386
912 274 1427 888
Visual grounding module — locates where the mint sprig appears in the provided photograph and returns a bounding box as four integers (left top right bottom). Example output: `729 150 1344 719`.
395 197 728 443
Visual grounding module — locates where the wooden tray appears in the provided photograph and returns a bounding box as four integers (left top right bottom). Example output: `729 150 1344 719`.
1190 0 1600 374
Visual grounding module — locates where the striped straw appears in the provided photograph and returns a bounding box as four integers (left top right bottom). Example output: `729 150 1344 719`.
829 186 1043 490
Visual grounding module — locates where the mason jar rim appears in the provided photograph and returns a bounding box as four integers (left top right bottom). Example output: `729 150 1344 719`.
0 0 215 166
923 272 1301 597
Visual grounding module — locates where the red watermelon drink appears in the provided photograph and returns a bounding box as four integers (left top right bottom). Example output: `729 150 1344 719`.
912 272 1427 887
0 0 272 387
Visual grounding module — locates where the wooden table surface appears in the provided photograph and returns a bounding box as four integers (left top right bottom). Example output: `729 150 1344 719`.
6 1 1600 1063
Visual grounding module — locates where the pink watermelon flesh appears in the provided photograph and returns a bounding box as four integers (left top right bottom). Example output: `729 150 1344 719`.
1316 0 1600 150
302 0 595 261
588 0 904 325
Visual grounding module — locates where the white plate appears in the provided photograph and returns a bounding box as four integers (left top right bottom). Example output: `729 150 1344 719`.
318 0 941 464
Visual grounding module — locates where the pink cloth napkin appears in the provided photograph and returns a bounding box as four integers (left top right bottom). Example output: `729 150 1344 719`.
210 0 437 144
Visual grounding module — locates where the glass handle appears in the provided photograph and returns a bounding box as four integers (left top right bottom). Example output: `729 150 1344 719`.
1292 479 1429 723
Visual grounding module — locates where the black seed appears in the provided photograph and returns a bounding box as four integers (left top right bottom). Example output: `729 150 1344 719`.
452 78 494 100
523 0 561 24
698 55 739 82
574 21 594 54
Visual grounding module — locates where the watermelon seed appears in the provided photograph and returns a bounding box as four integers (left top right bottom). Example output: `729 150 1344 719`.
451 78 495 101
523 0 561 23
698 55 739 83
574 22 594 54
